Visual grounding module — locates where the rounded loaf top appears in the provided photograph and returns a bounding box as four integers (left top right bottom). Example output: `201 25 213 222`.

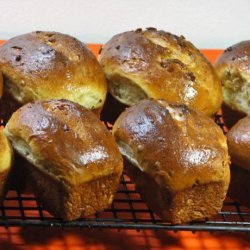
113 99 230 192
99 28 222 116
0 31 107 112
4 99 123 185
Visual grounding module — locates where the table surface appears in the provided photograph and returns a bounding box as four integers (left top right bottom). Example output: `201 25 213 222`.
0 41 249 250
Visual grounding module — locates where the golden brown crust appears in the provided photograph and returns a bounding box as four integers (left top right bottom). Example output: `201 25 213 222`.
0 31 107 111
5 99 123 184
126 162 228 223
215 41 250 115
28 163 121 220
0 128 13 201
100 28 222 116
216 41 250 76
4 99 123 220
113 99 230 192
226 116 250 170
113 99 230 223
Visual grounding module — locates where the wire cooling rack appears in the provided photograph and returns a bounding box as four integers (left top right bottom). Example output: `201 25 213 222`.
0 114 249 232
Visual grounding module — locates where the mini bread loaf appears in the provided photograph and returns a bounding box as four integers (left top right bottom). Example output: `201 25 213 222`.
227 116 250 207
4 99 123 220
215 41 250 127
113 99 230 224
0 31 107 114
0 128 13 202
99 28 222 117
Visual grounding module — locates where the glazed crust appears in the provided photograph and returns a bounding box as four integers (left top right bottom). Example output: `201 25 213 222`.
99 28 222 116
226 116 250 170
113 99 230 223
0 31 107 111
0 128 13 201
5 99 123 184
4 99 123 220
215 41 250 76
215 41 250 116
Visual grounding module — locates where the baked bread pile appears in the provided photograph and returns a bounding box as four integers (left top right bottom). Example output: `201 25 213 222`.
0 28 248 223
0 31 121 221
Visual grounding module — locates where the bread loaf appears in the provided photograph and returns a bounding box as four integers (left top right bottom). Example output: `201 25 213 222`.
99 28 222 116
4 99 123 220
113 99 230 223
0 31 107 114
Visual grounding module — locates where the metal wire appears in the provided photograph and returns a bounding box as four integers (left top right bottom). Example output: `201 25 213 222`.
0 114 249 232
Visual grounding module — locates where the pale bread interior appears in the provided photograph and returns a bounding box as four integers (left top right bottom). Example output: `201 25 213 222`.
108 77 147 106
5 77 105 110
73 87 105 110
116 140 144 169
221 67 250 114
4 127 57 180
